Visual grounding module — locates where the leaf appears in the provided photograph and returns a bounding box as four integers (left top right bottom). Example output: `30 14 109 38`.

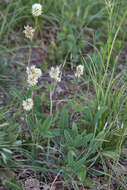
68 34 75 41
77 165 86 182
93 106 107 125
76 133 93 147
39 116 52 136
2 148 12 154
6 124 17 133
83 177 94 188
74 135 82 147
33 85 42 90
74 156 88 171
91 131 105 153
13 140 22 145
1 152 7 164
67 41 74 50
34 95 43 115
5 180 23 190
72 122 78 137
53 110 59 123
84 105 93 123
0 123 9 127
64 130 73 145
57 32 66 40
26 116 35 133
102 150 119 160
52 129 60 136
59 107 68 142
90 168 111 177
67 150 75 167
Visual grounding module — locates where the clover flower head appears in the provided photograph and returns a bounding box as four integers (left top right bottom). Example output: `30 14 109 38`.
26 66 42 86
23 25 35 41
32 3 42 17
26 66 42 78
22 98 33 111
27 74 38 86
26 65 36 76
75 65 84 78
49 66 61 82
34 68 42 78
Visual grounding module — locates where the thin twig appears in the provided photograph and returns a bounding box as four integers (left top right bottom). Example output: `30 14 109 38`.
49 170 62 190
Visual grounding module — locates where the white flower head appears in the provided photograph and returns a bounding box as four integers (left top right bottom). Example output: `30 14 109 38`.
49 66 61 82
26 66 42 79
22 98 33 111
27 74 38 86
32 3 42 17
26 66 42 86
75 65 84 78
26 65 36 75
23 25 35 41
34 68 42 78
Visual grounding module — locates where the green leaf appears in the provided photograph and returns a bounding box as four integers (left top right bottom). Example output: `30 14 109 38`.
93 106 107 125
5 180 23 190
6 125 17 133
39 116 52 136
85 105 93 123
52 129 60 136
72 122 78 136
13 140 22 145
68 34 75 41
67 41 73 50
91 131 105 153
59 107 68 142
1 152 7 164
67 150 75 167
57 32 66 40
76 133 93 147
26 116 35 133
102 150 119 160
74 156 88 171
2 148 12 154
0 123 9 127
83 177 94 188
74 135 82 147
33 85 42 90
77 165 87 182
53 110 59 123
34 95 43 115
64 130 73 145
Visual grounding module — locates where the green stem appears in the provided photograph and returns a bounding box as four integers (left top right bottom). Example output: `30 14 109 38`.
50 81 56 116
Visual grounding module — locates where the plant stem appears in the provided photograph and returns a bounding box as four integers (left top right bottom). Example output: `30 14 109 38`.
50 81 56 116
50 87 53 116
